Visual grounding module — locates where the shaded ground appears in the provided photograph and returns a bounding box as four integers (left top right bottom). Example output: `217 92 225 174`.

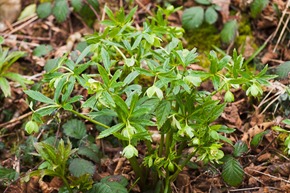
0 0 290 192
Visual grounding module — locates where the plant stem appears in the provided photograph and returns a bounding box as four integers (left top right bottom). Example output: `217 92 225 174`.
159 133 164 157
177 141 187 157
68 109 110 129
164 171 171 193
165 130 173 158
169 150 197 182
61 176 73 193
145 139 153 154
128 156 145 188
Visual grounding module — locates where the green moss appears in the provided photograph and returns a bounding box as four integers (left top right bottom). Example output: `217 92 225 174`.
184 24 221 67
238 17 252 35
184 24 221 51
235 16 258 54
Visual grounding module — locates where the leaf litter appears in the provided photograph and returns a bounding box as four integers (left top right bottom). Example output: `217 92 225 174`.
0 0 290 192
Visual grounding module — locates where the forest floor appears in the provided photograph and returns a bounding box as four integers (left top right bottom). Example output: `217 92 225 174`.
0 0 290 193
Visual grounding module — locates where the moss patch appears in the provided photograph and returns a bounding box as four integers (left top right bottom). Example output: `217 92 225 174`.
184 24 221 67
184 24 221 51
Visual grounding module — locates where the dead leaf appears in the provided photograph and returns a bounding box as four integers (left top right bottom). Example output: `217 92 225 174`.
250 106 265 127
212 0 230 23
257 153 272 162
176 173 190 193
221 104 243 129
268 163 290 176
238 36 256 59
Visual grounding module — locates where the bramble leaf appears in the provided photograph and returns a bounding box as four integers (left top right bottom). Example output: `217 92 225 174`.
250 0 269 18
37 2 52 19
205 6 218 24
69 158 95 177
221 20 237 43
52 0 69 23
222 157 244 186
182 7 204 29
63 119 87 139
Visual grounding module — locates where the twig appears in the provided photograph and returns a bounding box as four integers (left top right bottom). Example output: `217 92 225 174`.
229 186 281 192
273 0 290 52
84 0 100 21
0 111 32 129
243 136 277 167
5 34 51 41
249 169 290 184
2 15 38 38
274 13 290 52
229 187 260 192
4 39 40 47
135 0 153 16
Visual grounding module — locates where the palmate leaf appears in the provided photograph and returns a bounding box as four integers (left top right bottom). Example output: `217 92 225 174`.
222 157 244 187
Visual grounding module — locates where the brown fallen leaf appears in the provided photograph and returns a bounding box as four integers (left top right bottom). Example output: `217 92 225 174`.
221 104 243 129
212 0 230 23
257 152 272 162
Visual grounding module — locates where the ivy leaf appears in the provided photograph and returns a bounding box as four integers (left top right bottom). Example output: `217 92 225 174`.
233 140 248 157
24 90 55 104
221 20 237 44
37 2 52 19
33 45 53 57
62 119 87 139
69 158 95 177
182 7 204 29
250 0 269 18
52 0 69 23
205 6 218 24
222 157 244 187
